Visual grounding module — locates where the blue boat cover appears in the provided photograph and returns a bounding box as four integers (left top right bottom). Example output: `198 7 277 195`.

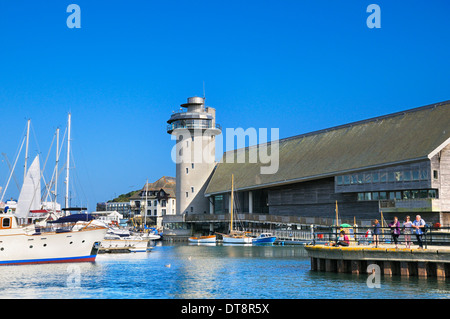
48 213 95 223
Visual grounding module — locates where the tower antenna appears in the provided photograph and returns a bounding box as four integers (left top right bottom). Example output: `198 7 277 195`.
203 81 206 100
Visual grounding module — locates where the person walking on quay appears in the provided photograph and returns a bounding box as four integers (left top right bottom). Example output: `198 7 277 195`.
373 219 381 247
403 216 413 249
389 216 401 249
412 215 426 249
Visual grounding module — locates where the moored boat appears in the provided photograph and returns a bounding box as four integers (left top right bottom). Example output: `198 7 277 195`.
221 174 253 245
0 114 109 265
101 228 151 252
188 235 217 244
252 233 277 244
222 232 253 244
0 213 106 265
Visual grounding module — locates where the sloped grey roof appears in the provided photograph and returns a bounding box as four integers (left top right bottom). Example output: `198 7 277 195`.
205 100 450 195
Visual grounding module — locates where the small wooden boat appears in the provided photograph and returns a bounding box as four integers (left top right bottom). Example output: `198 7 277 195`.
188 235 217 244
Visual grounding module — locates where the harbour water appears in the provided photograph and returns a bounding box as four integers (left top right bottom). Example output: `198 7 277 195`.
0 243 449 299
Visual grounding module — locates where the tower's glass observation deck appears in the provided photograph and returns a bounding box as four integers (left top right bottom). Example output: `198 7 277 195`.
167 97 221 134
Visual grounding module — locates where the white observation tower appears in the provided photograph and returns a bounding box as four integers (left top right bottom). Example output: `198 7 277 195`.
167 97 221 215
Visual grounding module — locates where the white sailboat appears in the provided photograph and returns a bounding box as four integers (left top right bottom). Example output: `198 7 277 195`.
0 114 107 265
221 174 252 245
15 155 41 221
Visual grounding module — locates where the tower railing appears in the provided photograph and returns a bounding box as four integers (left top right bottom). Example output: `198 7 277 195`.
167 122 221 132
172 107 208 113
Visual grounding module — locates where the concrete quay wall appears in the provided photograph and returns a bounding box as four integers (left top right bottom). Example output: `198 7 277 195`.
304 245 450 278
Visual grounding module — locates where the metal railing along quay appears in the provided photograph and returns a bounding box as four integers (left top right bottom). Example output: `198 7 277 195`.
309 225 450 248
305 225 450 278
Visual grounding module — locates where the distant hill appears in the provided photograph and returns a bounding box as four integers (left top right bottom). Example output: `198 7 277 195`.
108 190 140 203
107 176 176 203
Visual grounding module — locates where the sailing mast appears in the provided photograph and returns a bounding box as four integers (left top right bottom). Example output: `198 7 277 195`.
54 128 60 213
23 119 30 182
144 179 148 232
65 113 71 210
230 174 234 233
0 137 25 203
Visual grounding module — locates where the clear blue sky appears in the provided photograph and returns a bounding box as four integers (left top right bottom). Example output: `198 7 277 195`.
0 0 449 210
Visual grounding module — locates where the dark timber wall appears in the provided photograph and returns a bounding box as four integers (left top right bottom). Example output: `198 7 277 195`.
268 178 379 220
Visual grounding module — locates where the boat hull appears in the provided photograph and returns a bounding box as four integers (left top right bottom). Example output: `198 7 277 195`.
188 235 216 244
0 227 106 265
101 238 150 252
252 236 277 244
222 236 253 244
0 254 97 266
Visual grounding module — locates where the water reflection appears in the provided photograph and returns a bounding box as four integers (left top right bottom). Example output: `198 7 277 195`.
0 244 448 299
0 262 101 298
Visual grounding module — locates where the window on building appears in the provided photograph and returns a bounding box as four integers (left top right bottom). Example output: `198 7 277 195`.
154 200 157 206
162 209 166 215
403 171 411 181
357 174 363 184
412 170 420 181
186 192 188 198
372 172 379 183
419 190 428 199
344 175 350 185
429 189 437 198
421 169 428 180
337 176 343 185
191 186 194 193
379 192 387 200
433 170 439 180
387 172 395 182
186 167 189 174
372 192 379 200
161 200 166 207
380 172 387 182
403 190 411 199
192 163 194 169
190 207 193 213
154 209 157 215
214 195 224 214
